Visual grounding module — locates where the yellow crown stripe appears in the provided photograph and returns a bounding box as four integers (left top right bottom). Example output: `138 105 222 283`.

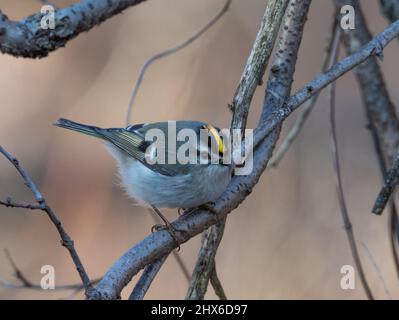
207 124 224 154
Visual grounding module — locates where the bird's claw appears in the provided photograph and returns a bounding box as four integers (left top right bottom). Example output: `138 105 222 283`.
151 223 181 251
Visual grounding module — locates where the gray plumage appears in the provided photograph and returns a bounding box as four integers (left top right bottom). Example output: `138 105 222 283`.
54 118 232 209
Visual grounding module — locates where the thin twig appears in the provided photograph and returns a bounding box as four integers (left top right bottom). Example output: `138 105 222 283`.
269 18 339 167
229 0 290 130
335 0 399 278
0 249 100 291
327 28 374 299
245 18 399 159
372 152 399 215
209 262 227 300
389 208 399 279
129 255 168 300
172 250 191 284
4 249 33 287
380 0 399 23
125 0 231 126
186 221 226 300
285 20 399 117
0 198 43 211
361 242 392 299
366 106 399 278
0 145 94 297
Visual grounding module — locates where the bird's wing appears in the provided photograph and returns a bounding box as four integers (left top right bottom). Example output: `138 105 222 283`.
101 128 184 177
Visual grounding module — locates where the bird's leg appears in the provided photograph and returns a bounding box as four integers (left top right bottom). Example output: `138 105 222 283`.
150 205 181 250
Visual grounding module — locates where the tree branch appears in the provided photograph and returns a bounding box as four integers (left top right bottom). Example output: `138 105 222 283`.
209 262 227 300
334 0 399 277
0 197 43 210
229 0 290 131
0 0 147 58
128 255 168 300
269 18 339 167
336 0 399 164
260 0 312 123
285 19 399 118
0 145 95 297
186 221 226 300
327 27 374 299
380 0 399 23
0 249 100 292
373 152 399 215
361 242 392 299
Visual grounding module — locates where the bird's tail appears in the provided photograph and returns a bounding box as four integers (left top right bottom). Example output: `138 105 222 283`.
54 118 104 139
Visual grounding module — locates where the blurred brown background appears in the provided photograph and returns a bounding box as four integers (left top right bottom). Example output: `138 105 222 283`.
1 0 399 299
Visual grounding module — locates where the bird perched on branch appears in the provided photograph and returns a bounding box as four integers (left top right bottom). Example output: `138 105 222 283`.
55 118 233 244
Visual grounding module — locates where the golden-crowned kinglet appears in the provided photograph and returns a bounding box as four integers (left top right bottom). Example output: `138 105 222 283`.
55 118 233 210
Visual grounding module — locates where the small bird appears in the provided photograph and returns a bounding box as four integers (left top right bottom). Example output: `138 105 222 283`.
54 118 232 241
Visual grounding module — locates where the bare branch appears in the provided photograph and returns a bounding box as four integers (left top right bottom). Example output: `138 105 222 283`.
0 145 94 297
0 249 101 291
372 152 399 215
361 242 392 299
209 262 227 300
247 18 399 157
186 221 226 300
334 0 399 277
229 0 290 130
366 102 399 277
337 0 399 164
125 0 231 125
186 0 290 300
129 255 168 300
389 208 399 278
0 197 43 210
285 19 399 118
327 28 374 299
380 0 399 23
260 0 312 123
269 19 340 167
0 0 147 58
4 249 33 288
